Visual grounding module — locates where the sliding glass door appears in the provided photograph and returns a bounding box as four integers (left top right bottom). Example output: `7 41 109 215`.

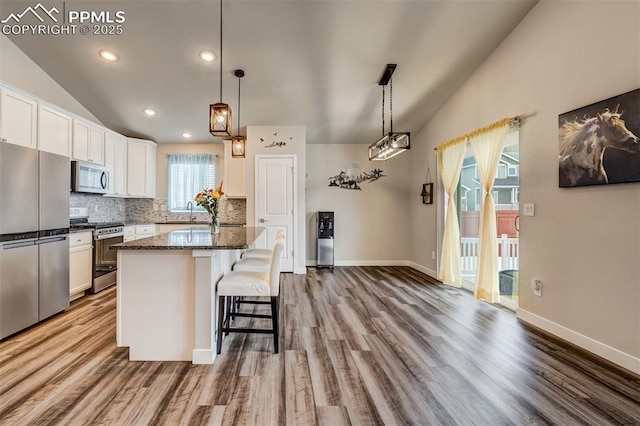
457 131 520 307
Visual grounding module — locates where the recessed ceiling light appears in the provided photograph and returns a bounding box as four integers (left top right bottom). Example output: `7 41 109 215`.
199 51 216 62
143 108 156 116
182 132 192 138
99 49 118 62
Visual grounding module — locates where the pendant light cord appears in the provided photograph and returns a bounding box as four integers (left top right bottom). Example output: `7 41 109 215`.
237 74 241 135
382 85 385 137
219 0 223 102
390 77 393 134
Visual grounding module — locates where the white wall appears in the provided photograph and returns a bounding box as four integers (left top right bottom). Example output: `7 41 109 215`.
410 1 640 373
246 126 306 274
0 34 100 123
155 143 224 199
306 144 412 265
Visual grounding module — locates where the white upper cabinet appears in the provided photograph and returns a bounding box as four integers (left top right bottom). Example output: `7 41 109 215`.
0 88 38 149
38 104 72 157
104 131 127 196
73 119 105 165
223 141 247 198
126 138 156 198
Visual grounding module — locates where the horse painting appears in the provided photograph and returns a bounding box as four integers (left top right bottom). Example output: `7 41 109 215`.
558 104 640 187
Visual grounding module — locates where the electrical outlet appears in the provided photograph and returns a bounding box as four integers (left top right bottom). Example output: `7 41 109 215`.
532 279 542 296
524 203 535 217
431 251 436 260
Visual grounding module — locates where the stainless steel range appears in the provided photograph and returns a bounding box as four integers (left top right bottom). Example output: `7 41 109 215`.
70 208 123 293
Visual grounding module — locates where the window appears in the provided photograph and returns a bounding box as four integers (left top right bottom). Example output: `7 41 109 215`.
167 153 216 212
497 164 507 179
508 165 518 176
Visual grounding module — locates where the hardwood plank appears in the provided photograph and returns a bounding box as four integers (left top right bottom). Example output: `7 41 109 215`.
0 267 638 425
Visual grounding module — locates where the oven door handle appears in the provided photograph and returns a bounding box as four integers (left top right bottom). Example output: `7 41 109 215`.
95 232 124 240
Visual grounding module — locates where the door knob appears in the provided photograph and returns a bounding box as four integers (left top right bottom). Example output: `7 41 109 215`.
259 218 268 223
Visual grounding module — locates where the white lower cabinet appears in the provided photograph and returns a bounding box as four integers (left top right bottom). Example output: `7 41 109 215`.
135 224 157 239
123 226 136 242
124 224 157 241
69 231 93 301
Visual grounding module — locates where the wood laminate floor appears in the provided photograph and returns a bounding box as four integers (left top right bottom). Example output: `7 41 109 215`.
1 266 639 425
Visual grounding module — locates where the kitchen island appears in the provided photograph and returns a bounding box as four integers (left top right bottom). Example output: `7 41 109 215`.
112 227 265 364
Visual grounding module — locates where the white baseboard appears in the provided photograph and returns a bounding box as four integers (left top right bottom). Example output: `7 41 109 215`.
407 261 437 279
192 349 215 365
517 308 640 375
304 259 438 281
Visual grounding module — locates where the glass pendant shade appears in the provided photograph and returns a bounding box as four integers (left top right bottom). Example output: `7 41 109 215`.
369 132 410 161
231 135 246 158
210 102 232 136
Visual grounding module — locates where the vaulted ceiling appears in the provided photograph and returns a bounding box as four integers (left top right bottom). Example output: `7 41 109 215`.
4 0 537 144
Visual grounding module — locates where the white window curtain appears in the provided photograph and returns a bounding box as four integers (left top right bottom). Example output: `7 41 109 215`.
469 121 509 302
167 153 216 212
437 140 467 287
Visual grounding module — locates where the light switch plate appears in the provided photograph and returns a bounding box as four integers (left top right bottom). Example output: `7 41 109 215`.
523 203 535 217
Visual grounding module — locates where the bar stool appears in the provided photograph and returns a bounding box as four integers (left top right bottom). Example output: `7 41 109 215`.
241 230 285 260
216 240 285 354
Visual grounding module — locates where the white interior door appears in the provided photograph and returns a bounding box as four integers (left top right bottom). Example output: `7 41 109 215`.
255 156 294 272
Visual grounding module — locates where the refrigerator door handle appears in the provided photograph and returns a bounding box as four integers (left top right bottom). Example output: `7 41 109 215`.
2 240 37 249
36 236 68 245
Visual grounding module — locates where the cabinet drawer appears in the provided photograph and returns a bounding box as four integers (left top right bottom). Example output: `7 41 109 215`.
135 224 156 235
70 232 93 248
123 235 136 242
124 227 135 237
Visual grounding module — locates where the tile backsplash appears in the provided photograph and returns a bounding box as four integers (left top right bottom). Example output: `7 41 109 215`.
70 194 126 222
126 198 246 224
70 194 247 224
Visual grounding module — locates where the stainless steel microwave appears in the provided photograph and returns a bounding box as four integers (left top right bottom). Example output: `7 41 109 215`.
71 161 109 194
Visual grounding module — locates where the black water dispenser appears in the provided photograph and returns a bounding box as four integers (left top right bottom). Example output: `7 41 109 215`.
316 211 334 270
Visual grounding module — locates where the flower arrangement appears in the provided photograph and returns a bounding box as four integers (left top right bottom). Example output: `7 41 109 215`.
195 181 225 219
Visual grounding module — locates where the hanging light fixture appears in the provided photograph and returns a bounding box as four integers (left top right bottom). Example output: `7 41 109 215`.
209 0 232 137
231 69 246 158
368 64 410 161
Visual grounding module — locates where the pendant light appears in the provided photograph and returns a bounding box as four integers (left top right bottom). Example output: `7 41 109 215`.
368 64 410 161
209 0 232 137
231 69 246 158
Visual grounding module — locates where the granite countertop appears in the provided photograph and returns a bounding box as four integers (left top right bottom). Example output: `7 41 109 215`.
123 221 246 226
111 227 264 250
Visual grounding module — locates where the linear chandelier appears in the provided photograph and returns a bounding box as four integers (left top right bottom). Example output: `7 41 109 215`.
209 0 232 137
369 64 410 161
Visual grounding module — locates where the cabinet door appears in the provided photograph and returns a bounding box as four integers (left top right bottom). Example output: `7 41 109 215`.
127 138 156 198
145 141 156 198
69 245 92 297
106 132 127 196
72 120 90 161
89 127 104 165
127 139 147 197
0 88 37 149
223 141 247 197
38 104 72 157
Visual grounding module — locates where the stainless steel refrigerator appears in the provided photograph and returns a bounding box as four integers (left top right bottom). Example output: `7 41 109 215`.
0 143 70 340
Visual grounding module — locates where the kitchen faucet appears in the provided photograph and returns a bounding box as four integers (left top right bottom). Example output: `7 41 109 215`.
186 201 195 222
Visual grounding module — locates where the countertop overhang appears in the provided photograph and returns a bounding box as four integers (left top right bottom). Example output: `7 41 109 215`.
111 226 264 250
